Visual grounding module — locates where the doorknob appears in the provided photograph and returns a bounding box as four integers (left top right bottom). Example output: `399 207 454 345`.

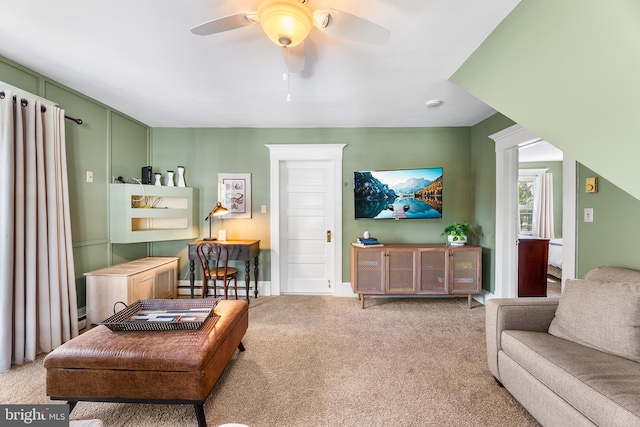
327 230 332 242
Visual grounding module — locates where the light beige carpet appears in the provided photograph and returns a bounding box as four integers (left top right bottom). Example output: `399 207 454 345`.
0 296 539 427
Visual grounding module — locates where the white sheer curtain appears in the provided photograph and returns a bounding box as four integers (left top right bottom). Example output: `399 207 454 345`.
536 173 555 239
0 87 78 373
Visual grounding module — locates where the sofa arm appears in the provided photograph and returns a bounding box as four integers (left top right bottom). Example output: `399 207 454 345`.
485 297 559 382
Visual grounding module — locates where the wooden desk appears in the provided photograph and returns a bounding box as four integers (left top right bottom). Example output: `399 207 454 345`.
188 240 260 301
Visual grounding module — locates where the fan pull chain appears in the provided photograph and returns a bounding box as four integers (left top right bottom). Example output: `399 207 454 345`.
282 47 291 102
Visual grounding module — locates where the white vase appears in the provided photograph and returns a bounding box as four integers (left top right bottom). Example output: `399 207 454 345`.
167 170 175 187
448 234 467 246
177 166 186 187
154 173 162 186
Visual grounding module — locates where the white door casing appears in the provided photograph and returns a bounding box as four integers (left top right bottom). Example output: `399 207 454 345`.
267 144 345 296
491 124 576 298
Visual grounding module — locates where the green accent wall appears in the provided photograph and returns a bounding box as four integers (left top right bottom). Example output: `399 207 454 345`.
1 56 150 308
9 6 640 304
452 0 640 204
150 127 475 283
577 166 640 278
453 0 640 277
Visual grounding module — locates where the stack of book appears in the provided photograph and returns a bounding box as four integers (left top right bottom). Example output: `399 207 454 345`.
354 236 383 247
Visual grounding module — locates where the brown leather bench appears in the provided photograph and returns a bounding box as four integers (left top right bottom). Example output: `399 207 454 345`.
44 299 248 427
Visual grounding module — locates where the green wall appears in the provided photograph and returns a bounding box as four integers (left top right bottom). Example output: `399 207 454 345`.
453 0 640 277
451 0 640 202
9 13 640 303
150 127 475 283
1 56 150 308
577 165 640 277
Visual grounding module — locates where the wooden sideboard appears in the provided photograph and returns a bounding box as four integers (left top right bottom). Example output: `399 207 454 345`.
85 257 178 327
351 243 482 309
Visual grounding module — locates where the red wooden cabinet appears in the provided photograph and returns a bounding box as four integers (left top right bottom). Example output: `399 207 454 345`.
517 238 549 297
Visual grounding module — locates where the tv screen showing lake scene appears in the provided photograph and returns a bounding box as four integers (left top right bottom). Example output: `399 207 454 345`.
354 168 443 219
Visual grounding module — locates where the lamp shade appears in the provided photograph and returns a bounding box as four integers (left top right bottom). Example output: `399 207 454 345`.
257 0 314 47
204 202 228 240
211 202 228 217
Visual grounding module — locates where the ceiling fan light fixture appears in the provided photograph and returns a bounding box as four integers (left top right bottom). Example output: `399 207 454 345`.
257 0 314 47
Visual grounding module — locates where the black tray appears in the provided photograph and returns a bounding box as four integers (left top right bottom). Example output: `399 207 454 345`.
99 299 220 332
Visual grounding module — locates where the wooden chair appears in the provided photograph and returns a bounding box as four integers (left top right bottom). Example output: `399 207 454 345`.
196 242 238 299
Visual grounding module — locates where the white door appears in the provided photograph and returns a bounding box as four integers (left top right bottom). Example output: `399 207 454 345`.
267 143 345 297
281 160 334 294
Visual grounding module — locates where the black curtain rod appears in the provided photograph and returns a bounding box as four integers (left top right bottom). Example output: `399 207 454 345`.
64 115 83 125
0 90 83 125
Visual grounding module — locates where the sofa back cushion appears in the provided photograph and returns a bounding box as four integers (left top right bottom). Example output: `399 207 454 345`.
585 266 640 283
548 279 640 362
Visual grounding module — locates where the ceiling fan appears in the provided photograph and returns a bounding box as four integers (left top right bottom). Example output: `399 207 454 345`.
190 0 390 73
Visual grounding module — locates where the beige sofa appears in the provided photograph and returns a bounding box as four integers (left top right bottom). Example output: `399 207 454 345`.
486 266 640 427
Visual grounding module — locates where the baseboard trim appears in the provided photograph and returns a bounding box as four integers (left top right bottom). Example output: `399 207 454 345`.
77 306 86 331
178 279 272 297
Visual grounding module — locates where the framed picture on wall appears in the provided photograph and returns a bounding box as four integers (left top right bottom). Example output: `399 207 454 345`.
218 173 251 218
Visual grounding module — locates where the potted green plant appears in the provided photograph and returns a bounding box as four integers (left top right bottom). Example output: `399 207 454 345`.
441 221 477 245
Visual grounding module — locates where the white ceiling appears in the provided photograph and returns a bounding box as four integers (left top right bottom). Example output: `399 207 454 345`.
519 141 564 163
0 0 520 128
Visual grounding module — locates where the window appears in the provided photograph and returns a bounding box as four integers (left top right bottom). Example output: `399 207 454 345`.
518 178 534 234
518 169 547 236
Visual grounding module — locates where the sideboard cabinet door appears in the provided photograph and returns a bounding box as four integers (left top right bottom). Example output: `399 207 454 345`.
386 248 418 293
418 248 448 294
449 247 482 294
351 247 385 294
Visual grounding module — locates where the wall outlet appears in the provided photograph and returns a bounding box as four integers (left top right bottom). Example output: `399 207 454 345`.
584 207 594 223
261 205 267 213
86 171 94 183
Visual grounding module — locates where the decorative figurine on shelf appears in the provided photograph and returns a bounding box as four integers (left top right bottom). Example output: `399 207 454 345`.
363 231 371 239
154 173 162 186
177 166 186 187
167 170 175 187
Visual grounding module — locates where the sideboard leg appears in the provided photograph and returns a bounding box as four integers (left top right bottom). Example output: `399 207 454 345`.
361 294 365 309
468 294 472 309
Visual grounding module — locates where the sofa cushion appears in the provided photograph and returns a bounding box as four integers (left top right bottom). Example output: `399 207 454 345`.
548 279 640 363
501 330 640 426
585 266 640 283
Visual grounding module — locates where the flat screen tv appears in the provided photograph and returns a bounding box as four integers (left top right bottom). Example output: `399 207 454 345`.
354 167 443 219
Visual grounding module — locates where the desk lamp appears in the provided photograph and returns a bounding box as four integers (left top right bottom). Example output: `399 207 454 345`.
204 202 228 241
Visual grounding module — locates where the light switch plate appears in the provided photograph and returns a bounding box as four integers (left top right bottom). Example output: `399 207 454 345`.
584 208 594 223
586 177 598 193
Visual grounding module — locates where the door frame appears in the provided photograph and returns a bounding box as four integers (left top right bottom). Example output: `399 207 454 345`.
490 125 576 298
266 144 346 296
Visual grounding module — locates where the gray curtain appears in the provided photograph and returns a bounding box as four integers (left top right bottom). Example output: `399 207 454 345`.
0 88 78 373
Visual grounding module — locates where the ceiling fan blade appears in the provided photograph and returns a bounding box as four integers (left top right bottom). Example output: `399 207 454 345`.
284 42 305 73
314 9 390 45
190 13 257 36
